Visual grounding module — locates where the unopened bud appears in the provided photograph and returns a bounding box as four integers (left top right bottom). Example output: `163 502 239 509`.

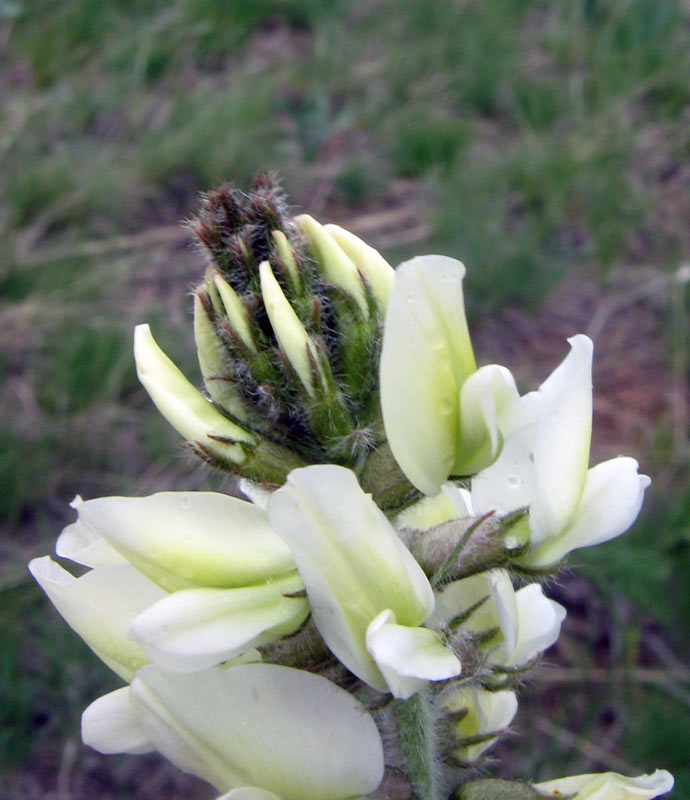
135 323 253 466
296 214 370 318
193 292 249 421
259 260 324 398
212 273 256 352
324 223 394 312
271 230 302 295
135 324 306 484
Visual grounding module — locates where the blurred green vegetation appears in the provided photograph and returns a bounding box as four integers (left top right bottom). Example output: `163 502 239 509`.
1 0 689 796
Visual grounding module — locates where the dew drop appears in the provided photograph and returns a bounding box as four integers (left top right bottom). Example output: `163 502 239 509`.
507 475 520 488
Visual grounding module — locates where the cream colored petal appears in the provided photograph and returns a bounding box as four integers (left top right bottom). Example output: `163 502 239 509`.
530 335 593 544
296 214 369 317
29 558 163 682
130 664 384 800
524 457 650 568
238 478 273 510
534 769 674 799
508 584 565 667
56 497 126 568
485 570 519 662
380 255 476 495
134 323 253 464
268 465 434 691
217 790 282 800
428 570 516 660
259 260 322 396
82 687 153 754
396 483 472 532
470 425 538 517
442 685 518 762
427 573 496 633
129 574 309 672
74 491 294 592
454 365 529 477
366 610 461 699
324 224 394 312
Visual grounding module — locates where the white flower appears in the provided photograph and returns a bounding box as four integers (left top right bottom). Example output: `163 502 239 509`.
380 255 529 496
33 491 307 674
429 570 565 669
534 769 674 799
82 663 384 800
472 335 650 568
267 465 461 698
441 684 518 763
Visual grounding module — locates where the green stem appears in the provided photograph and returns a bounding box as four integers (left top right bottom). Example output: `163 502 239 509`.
395 689 440 800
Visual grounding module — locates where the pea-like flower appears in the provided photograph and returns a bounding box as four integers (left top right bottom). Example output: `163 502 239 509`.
441 684 518 763
267 464 461 699
471 335 650 568
429 569 566 671
533 769 674 799
31 491 309 674
380 255 530 496
82 663 385 800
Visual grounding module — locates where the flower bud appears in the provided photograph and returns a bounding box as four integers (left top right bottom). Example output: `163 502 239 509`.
271 230 301 295
441 684 517 763
140 175 412 508
135 322 254 463
212 272 257 352
135 323 307 484
194 291 251 420
295 214 370 317
259 260 325 398
324 223 394 312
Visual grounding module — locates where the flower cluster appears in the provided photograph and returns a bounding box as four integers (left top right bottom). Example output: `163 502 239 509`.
31 178 673 800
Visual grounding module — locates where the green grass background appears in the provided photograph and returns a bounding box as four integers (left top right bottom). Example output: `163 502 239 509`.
1 0 689 796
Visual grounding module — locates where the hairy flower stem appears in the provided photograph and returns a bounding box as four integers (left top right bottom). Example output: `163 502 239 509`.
395 689 442 800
